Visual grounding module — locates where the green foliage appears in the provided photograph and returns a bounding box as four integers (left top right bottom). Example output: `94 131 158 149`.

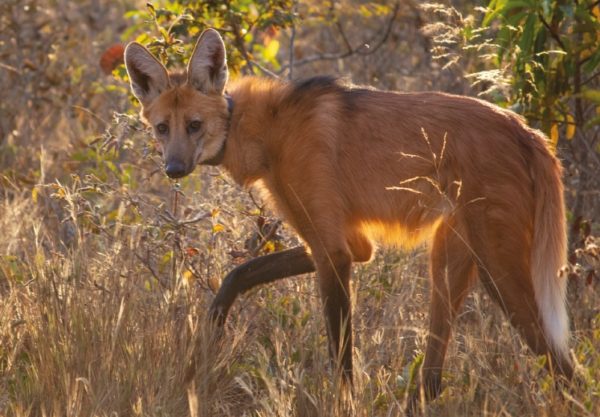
478 0 600 147
121 0 296 77
423 0 599 220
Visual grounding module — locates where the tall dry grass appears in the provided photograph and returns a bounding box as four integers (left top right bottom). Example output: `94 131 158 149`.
1 168 599 416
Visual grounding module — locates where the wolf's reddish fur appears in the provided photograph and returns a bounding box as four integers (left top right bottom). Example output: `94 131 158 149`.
125 29 573 406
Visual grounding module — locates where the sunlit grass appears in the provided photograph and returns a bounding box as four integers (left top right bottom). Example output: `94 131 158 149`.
1 178 598 416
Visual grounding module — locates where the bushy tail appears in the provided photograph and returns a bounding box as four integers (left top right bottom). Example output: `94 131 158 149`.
529 135 569 358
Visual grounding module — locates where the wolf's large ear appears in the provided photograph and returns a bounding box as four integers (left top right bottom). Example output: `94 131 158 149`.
187 29 228 94
124 43 170 105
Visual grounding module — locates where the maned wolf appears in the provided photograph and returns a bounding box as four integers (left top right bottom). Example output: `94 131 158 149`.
124 28 573 406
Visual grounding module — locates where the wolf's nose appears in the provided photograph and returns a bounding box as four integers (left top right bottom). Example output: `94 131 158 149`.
165 159 187 179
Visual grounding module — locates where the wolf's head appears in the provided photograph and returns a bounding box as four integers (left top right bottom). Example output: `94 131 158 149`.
124 29 230 178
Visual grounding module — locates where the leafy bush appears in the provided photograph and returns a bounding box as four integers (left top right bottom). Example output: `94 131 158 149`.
424 0 600 222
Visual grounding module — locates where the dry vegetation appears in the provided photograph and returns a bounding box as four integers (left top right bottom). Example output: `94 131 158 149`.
1 1 599 416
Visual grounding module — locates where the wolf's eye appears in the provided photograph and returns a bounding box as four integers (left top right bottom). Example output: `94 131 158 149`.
187 120 202 134
156 123 169 135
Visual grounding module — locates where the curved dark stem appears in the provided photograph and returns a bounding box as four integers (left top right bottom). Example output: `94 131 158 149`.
538 13 567 51
209 246 315 325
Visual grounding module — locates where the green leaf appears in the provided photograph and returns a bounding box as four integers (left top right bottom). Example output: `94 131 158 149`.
506 10 527 26
586 115 600 130
263 39 280 62
483 0 506 26
519 13 537 56
496 25 513 63
146 2 156 17
581 89 600 104
506 0 534 9
549 123 559 149
583 50 600 73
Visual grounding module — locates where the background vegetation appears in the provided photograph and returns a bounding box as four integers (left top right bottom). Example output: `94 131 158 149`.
0 0 598 416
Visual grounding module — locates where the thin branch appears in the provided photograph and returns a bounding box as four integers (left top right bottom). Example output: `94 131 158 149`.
134 251 169 289
247 190 265 212
538 13 567 51
288 0 298 81
353 3 400 56
71 105 110 126
250 220 282 257
0 62 19 73
335 21 353 52
582 70 600 86
279 2 400 73
225 0 255 75
248 60 280 79
576 130 600 167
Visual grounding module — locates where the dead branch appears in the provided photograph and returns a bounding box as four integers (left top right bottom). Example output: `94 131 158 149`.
280 1 400 74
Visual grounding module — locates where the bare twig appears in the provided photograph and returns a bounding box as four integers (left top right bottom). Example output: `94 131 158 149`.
134 251 169 289
0 62 19 73
247 190 264 213
248 60 280 79
538 13 567 51
170 183 182 289
279 2 400 73
288 0 298 80
576 130 600 168
582 70 600 86
71 105 110 126
250 220 282 257
335 21 353 53
225 1 255 75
